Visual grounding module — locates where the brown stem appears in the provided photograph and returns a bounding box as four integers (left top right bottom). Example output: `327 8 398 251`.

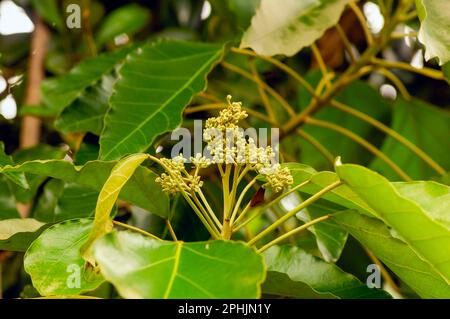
17 17 50 217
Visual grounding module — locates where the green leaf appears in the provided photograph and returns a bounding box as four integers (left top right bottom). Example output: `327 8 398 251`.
0 218 46 252
0 142 28 189
0 159 169 218
335 163 450 284
298 73 391 170
285 165 351 262
370 98 450 180
95 4 151 47
33 179 99 223
443 62 450 84
226 0 260 29
334 210 450 298
416 0 450 64
41 46 135 114
55 75 114 135
82 153 149 264
74 140 99 165
393 181 450 229
286 163 375 216
30 0 64 32
240 0 350 56
297 202 348 263
263 245 390 298
99 40 223 160
92 231 266 298
24 218 104 296
8 145 66 203
0 177 20 219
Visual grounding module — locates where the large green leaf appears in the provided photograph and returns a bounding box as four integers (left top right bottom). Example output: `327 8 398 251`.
41 46 135 114
263 245 390 298
370 98 450 180
240 0 350 56
92 231 266 298
335 164 450 284
286 163 375 216
0 218 47 252
0 159 169 217
393 181 450 229
416 0 450 65
24 218 104 296
95 4 150 47
334 211 450 298
55 75 114 135
82 154 149 264
99 40 223 160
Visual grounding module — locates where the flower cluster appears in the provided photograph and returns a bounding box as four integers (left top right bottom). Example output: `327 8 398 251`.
155 154 211 194
155 95 293 195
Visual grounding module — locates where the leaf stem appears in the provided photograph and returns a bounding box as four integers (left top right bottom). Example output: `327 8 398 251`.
230 47 316 96
296 129 335 165
233 180 311 231
112 220 162 241
185 103 274 124
311 43 333 89
165 219 178 241
257 215 331 253
335 24 357 62
330 100 446 175
349 1 374 46
221 61 296 116
248 58 277 120
304 117 412 181
374 67 412 100
371 58 445 80
248 181 342 245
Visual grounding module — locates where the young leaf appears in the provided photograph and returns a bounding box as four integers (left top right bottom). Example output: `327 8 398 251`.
0 218 46 252
92 231 266 298
99 40 223 160
416 0 450 65
263 245 391 298
334 210 450 298
240 0 351 56
0 158 169 218
81 153 149 264
335 164 450 284
41 46 135 114
24 219 104 296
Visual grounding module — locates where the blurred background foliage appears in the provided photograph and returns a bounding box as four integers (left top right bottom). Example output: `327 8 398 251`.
0 0 449 298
